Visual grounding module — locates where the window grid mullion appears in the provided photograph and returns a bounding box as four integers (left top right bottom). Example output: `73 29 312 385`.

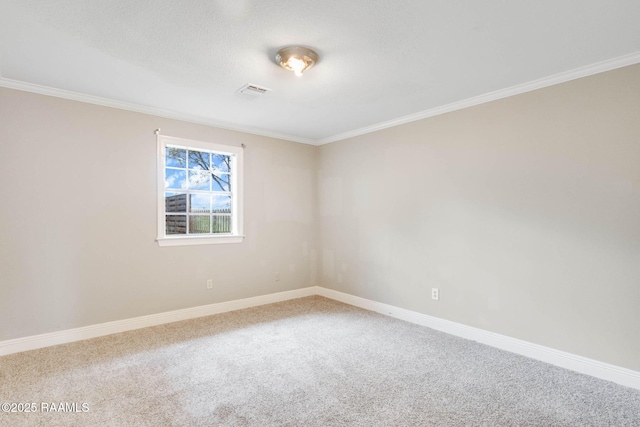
160 137 241 242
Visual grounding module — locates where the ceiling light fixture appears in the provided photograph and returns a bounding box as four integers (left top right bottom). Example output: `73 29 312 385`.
275 46 319 77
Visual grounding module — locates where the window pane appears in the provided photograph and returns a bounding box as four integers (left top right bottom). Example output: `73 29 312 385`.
212 154 231 173
188 170 210 190
189 194 211 213
189 215 211 234
188 150 210 170
165 192 187 213
165 169 186 189
166 215 186 234
159 136 243 242
211 173 230 192
212 215 232 233
166 147 186 167
212 195 231 213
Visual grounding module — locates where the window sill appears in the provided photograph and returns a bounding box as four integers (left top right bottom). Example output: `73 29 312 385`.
156 235 244 247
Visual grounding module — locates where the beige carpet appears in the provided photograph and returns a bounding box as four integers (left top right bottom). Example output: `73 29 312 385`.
1 296 639 426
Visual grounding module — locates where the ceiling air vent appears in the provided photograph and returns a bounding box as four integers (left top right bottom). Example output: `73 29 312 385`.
237 83 271 97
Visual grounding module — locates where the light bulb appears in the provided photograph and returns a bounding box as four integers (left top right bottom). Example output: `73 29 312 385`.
276 47 318 76
287 56 306 76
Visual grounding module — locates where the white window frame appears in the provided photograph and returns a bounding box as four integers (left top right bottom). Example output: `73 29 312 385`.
156 134 244 247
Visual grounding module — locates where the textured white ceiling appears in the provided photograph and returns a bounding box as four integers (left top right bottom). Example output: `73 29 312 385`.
1 0 640 144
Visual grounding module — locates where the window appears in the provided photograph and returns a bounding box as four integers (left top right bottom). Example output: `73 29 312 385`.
156 134 243 246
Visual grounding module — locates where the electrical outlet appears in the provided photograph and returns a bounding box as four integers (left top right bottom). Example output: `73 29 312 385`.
206 279 213 289
275 272 280 281
431 288 439 301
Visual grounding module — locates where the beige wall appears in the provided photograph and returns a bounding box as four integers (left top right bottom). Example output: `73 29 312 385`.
0 87 317 340
318 64 640 371
2 64 639 372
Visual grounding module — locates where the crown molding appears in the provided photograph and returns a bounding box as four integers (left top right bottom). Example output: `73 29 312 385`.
0 77 317 146
2 50 640 147
317 50 640 145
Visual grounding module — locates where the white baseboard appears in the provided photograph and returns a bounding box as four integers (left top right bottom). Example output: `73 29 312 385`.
316 287 640 391
2 285 638 391
0 287 317 356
